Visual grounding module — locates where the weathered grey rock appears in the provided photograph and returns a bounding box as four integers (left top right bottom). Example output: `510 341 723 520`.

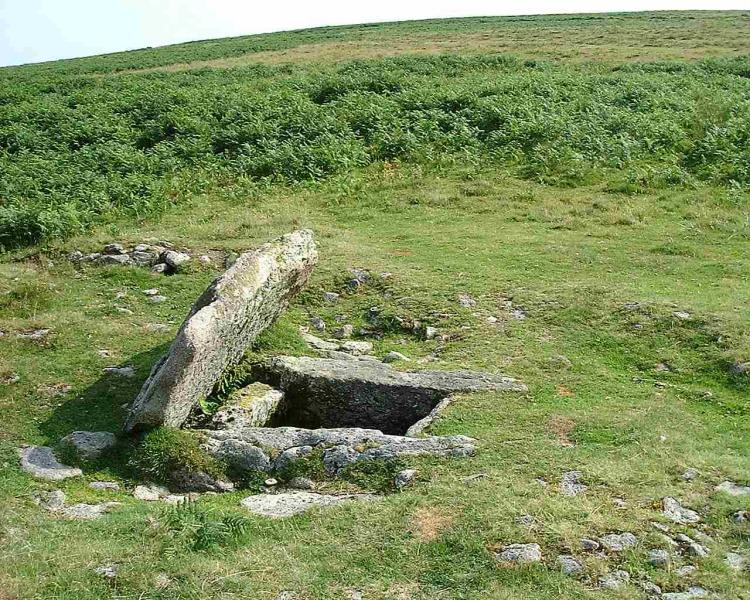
383 351 410 364
676 565 697 577
309 316 326 331
104 366 135 378
58 431 116 462
204 438 271 473
302 332 341 351
131 251 158 266
725 551 745 571
663 497 700 524
323 292 340 303
240 492 373 518
19 446 82 481
59 502 121 520
495 543 542 564
149 295 167 303
715 480 750 496
731 510 748 523
94 564 118 579
89 481 120 491
598 570 630 590
255 356 526 435
35 489 66 511
729 361 750 375
682 468 699 481
405 397 452 437
323 445 359 474
457 293 476 308
395 469 418 489
333 325 354 339
133 484 170 501
125 230 318 431
556 555 583 576
560 471 587 497
212 383 283 431
103 243 126 255
152 263 169 274
675 534 709 557
169 469 234 493
287 477 314 490
98 254 132 266
661 587 708 599
340 340 373 355
599 532 637 552
639 581 662 596
162 250 190 269
423 326 438 340
516 514 535 526
648 548 670 567
580 538 600 551
274 446 313 472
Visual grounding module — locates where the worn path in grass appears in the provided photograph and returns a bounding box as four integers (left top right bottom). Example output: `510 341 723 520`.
1 164 748 598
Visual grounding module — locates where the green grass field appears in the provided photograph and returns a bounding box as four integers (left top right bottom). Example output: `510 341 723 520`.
1 11 749 600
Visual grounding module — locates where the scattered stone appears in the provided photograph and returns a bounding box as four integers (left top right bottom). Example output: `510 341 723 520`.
16 328 50 340
725 551 745 571
309 316 326 331
302 332 341 351
648 548 670 567
58 431 116 462
662 497 701 524
115 307 134 315
98 254 132 266
212 383 284 431
731 510 748 523
580 538 600 552
287 477 314 490
151 263 169 274
673 311 691 320
715 480 750 496
149 295 167 303
612 497 627 509
133 484 170 502
423 326 438 340
162 250 191 269
516 514 535 526
35 489 66 511
729 361 750 375
682 468 699 481
89 481 120 492
458 294 476 308
204 439 271 473
94 564 118 579
556 555 583 576
598 570 630 590
674 534 709 557
463 473 488 484
394 469 418 489
340 340 373 355
676 565 697 577
275 592 296 600
19 446 82 481
495 543 542 564
273 446 313 472
333 324 354 339
103 366 135 378
169 469 234 493
240 492 373 518
599 532 637 552
60 502 121 520
560 471 587 497
639 581 662 596
323 292 340 304
383 351 410 363
661 587 708 599
131 251 158 266
145 323 169 333
199 255 212 265
125 230 318 431
534 477 549 487
323 445 359 474
143 288 160 296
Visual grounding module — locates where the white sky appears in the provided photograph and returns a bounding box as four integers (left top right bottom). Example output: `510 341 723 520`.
0 0 747 67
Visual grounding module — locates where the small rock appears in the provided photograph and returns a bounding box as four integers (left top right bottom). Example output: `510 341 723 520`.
309 316 326 331
729 361 750 375
58 431 116 462
143 288 160 296
198 255 212 265
16 328 50 340
94 564 118 579
682 468 699 481
98 254 132 266
162 250 190 269
19 446 82 481
560 471 587 497
89 481 120 491
516 514 535 526
580 538 600 552
323 445 359 474
333 324 354 339
264 478 278 487
648 548 670 567
275 592 296 600
715 480 750 496
103 366 135 378
68 250 84 262
394 469 418 489
323 292 340 304
599 532 637 552
674 534 709 557
423 326 438 340
134 244 150 252
287 477 314 490
662 497 701 524
640 581 662 596
676 565 697 577
598 570 630 590
556 554 583 576
486 316 498 324
725 551 745 571
131 251 158 266
495 543 542 564
59 502 121 520
145 323 169 332
612 497 627 509
133 484 169 502
302 332 340 351
103 243 126 255
458 294 476 308
661 587 708 600
162 495 187 505
240 492 373 518
382 351 410 363
35 489 66 511
149 295 167 303
731 510 748 523
151 263 169 274
340 340 373 355
115 307 134 315
673 311 691 320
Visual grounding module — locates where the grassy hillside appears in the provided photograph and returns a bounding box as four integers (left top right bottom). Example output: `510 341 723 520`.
1 11 749 600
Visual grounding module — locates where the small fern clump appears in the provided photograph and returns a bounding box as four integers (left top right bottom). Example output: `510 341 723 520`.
159 500 250 553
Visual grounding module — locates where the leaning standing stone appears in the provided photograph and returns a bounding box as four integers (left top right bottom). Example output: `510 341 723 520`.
124 230 317 431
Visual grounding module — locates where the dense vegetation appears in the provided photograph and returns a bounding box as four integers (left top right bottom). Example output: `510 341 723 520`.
2 23 750 248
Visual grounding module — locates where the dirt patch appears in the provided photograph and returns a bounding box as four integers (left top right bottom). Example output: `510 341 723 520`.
547 415 576 447
410 507 454 542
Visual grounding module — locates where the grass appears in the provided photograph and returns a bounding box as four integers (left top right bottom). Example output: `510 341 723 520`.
1 10 749 600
